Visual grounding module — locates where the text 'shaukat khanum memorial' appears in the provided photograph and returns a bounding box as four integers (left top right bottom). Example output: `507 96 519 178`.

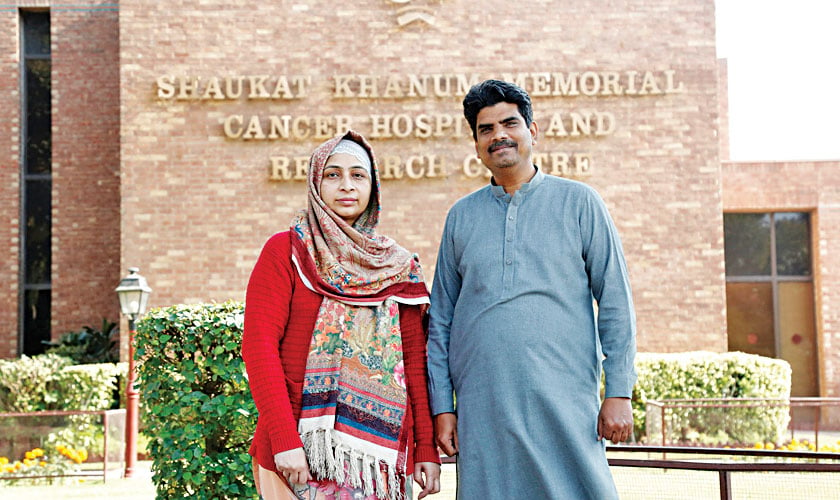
2 0 839 424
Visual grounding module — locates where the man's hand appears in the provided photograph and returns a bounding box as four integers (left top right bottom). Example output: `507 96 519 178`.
434 412 459 456
273 447 312 486
413 461 441 498
597 397 634 444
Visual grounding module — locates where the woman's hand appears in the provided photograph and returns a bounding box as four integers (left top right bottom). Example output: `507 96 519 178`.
273 448 312 486
414 461 441 498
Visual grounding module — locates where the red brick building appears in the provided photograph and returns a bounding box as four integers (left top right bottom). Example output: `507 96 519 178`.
1 1 836 424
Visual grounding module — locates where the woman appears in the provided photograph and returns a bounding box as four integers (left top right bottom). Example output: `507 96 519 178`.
242 130 441 500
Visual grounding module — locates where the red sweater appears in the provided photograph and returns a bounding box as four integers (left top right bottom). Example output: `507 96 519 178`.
242 231 439 474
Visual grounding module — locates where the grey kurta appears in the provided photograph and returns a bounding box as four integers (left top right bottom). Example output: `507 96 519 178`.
427 169 637 499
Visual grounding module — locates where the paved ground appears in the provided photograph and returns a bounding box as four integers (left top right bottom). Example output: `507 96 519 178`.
0 461 156 499
4 450 840 499
0 461 458 500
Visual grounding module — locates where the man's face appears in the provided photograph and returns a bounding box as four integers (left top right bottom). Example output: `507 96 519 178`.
473 101 538 174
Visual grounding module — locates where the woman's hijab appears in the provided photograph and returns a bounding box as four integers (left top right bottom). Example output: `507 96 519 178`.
290 130 428 305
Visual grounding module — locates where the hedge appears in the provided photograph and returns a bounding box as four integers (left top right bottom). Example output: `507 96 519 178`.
134 301 256 500
0 354 126 456
0 354 124 413
631 351 792 445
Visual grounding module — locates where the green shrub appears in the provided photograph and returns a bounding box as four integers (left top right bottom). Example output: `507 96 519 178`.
632 351 792 445
43 319 120 364
53 363 125 411
134 301 256 500
0 354 73 413
0 355 124 413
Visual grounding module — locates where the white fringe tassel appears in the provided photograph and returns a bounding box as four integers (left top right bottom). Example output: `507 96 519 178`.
301 429 404 500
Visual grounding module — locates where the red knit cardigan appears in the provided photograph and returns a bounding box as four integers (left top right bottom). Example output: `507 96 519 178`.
242 231 440 475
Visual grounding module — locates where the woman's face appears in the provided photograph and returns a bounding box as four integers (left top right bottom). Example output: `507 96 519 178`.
319 153 373 226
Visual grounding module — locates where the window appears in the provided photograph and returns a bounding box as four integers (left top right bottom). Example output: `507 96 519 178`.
724 212 818 398
20 10 51 355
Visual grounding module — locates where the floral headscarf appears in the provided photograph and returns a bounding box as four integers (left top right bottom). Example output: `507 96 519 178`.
290 130 428 305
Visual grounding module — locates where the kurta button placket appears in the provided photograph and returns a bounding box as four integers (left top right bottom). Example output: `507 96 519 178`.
503 196 519 290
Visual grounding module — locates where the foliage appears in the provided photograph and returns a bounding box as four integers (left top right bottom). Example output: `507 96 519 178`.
0 355 125 413
631 351 792 445
48 363 127 454
0 354 73 413
134 301 257 500
44 319 120 364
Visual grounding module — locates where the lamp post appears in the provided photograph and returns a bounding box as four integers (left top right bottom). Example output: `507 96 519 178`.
115 267 151 478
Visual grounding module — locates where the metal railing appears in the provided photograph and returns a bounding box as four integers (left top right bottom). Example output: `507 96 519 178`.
645 397 840 449
0 409 126 483
606 445 840 500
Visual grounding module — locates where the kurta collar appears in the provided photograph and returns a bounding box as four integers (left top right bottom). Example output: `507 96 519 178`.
490 165 544 200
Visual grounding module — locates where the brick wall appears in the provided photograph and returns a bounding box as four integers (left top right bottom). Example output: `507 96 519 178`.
51 4 121 337
0 12 20 358
0 0 832 425
0 4 120 357
717 59 730 161
118 0 726 353
0 1 728 357
722 160 840 409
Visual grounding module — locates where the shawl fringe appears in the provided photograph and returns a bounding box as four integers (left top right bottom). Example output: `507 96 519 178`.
302 428 406 500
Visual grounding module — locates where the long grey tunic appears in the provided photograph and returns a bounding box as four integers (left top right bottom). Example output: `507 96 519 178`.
427 169 637 499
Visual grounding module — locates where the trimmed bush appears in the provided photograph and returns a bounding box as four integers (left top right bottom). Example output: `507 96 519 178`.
0 354 124 413
0 354 73 413
632 351 792 445
134 301 256 500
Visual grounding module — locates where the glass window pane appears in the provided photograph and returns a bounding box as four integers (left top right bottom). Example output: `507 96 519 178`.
724 213 771 276
726 282 775 358
775 212 811 276
24 179 51 284
23 289 50 356
25 59 51 175
22 11 51 56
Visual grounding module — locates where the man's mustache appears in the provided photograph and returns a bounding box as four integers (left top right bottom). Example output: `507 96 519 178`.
488 140 517 153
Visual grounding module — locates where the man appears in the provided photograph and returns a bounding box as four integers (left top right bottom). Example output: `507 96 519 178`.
427 79 637 499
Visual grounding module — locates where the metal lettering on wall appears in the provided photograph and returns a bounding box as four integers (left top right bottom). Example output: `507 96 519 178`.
155 71 684 181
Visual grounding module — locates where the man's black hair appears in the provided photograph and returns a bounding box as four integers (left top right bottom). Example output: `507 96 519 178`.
462 79 533 140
